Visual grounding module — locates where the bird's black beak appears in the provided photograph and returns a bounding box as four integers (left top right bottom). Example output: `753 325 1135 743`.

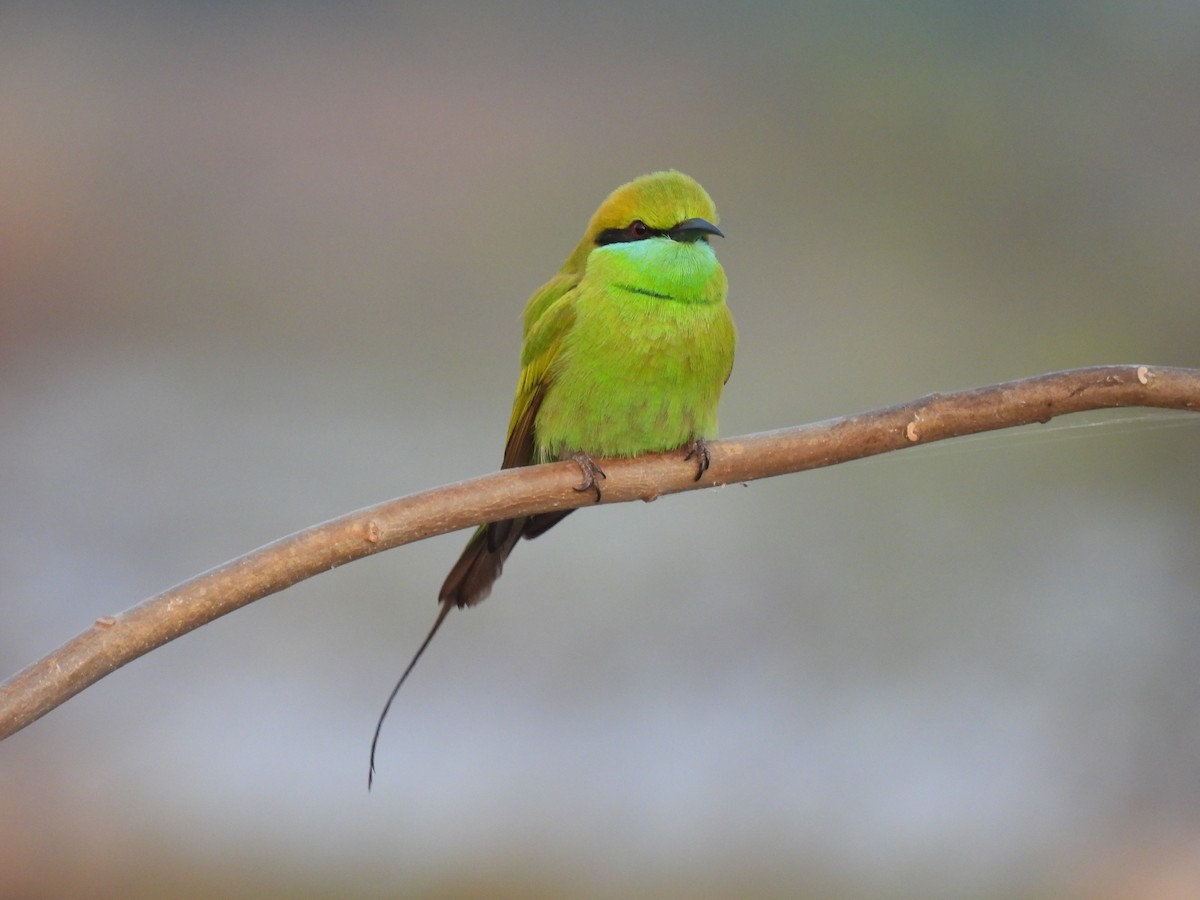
668 217 724 242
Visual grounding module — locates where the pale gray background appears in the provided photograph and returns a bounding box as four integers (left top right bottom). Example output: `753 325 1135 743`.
3 3 1200 897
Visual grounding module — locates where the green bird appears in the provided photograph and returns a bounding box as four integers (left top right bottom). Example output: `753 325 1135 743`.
369 171 735 784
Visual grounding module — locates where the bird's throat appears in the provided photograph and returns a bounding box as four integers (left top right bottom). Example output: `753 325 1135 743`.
591 238 724 306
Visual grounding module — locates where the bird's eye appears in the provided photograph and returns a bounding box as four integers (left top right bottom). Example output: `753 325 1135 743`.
629 220 649 238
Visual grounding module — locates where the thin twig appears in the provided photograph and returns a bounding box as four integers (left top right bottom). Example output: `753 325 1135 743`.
1 364 1197 740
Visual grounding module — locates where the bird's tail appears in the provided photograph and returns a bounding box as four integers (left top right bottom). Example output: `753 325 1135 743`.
372 511 575 786
438 519 524 608
438 510 574 608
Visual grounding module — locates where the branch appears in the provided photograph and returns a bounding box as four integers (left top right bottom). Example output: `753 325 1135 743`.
2 364 1197 739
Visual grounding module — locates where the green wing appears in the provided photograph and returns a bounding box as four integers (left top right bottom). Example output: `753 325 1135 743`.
440 273 581 606
501 278 577 470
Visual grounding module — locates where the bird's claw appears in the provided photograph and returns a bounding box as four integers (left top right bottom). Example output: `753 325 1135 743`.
684 438 711 481
570 452 607 502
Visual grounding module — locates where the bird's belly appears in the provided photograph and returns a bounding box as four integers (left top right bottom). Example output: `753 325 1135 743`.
534 312 727 461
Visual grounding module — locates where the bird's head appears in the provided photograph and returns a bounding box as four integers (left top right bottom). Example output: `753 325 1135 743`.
561 171 723 274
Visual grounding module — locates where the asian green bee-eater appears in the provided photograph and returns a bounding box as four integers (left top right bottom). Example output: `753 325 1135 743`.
370 171 735 784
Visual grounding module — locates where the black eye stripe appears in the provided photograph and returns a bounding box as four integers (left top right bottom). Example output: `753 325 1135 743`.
594 223 667 246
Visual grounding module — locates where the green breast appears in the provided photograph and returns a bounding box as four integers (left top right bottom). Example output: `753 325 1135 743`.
534 238 735 461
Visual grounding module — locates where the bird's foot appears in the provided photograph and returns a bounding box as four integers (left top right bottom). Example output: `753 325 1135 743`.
570 452 607 502
683 437 711 481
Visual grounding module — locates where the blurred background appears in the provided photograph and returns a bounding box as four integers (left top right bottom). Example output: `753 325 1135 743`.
3 2 1200 897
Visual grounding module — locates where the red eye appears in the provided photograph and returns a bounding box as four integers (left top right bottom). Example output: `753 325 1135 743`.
629 220 648 237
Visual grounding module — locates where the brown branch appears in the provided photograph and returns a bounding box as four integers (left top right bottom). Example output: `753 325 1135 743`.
2 364 1197 739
